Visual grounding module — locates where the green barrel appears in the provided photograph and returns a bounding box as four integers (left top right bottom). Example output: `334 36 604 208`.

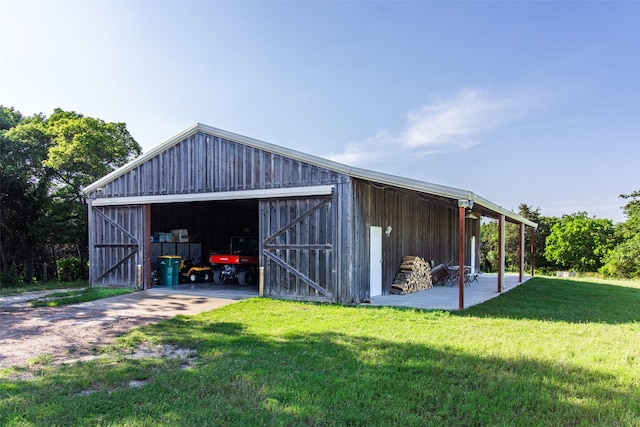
158 255 181 286
171 257 181 286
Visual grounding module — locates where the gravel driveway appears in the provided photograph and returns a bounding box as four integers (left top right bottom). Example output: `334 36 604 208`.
0 286 257 368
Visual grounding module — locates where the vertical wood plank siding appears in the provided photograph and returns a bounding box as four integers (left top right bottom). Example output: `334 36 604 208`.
89 205 144 286
98 133 347 197
260 194 340 302
350 180 480 299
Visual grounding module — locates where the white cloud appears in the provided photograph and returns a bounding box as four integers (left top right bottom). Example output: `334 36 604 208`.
326 87 539 165
542 198 625 222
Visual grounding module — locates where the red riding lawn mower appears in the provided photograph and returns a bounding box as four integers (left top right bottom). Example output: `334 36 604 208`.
209 236 259 286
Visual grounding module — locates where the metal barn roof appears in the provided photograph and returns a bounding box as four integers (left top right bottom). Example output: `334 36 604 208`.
84 123 537 228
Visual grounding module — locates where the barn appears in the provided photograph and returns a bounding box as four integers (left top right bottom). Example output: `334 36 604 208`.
83 123 537 304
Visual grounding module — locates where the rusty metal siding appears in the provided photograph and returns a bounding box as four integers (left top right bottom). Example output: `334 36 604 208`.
350 179 480 299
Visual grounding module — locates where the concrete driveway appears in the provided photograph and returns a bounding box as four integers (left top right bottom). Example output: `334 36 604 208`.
73 284 259 317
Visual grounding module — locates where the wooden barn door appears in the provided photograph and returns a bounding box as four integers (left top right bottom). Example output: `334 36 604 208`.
260 195 337 302
89 205 144 286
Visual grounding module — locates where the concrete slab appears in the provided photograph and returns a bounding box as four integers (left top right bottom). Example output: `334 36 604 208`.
370 273 530 310
73 284 259 318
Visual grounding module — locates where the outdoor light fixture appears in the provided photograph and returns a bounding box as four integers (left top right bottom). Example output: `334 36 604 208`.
385 226 392 237
458 199 474 209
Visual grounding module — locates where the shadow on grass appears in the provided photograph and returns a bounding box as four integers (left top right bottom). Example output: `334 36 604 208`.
2 315 637 426
462 277 640 324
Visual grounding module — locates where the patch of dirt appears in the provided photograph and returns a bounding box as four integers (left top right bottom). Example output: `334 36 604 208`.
0 290 166 368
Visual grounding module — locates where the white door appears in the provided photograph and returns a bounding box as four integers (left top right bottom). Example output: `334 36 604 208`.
370 226 383 297
470 235 476 273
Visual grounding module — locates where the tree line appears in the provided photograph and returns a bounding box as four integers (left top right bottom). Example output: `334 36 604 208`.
0 106 141 286
481 194 640 278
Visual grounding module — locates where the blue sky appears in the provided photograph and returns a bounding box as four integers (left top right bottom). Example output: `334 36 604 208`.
2 1 638 223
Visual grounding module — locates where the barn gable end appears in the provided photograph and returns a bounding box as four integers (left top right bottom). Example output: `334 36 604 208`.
87 129 353 302
98 132 349 198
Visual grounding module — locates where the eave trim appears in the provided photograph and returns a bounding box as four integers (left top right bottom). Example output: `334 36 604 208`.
90 185 335 207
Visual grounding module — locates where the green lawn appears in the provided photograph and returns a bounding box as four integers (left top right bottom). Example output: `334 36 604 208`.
0 280 89 296
28 286 135 307
0 281 135 307
1 277 639 426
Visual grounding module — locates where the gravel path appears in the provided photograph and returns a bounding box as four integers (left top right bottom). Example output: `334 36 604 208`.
0 290 165 367
0 286 255 368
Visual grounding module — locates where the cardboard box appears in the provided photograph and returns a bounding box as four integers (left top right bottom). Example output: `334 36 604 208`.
172 229 189 243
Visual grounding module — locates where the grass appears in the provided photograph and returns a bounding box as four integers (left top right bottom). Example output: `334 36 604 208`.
1 277 639 426
0 280 88 296
0 280 135 306
28 286 135 307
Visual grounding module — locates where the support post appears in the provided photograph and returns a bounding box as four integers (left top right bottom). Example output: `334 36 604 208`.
88 199 95 285
458 205 465 311
259 266 265 296
143 204 152 290
519 223 525 282
531 227 536 276
498 214 505 293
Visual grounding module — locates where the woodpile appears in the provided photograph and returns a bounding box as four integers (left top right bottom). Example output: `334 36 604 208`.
390 256 433 295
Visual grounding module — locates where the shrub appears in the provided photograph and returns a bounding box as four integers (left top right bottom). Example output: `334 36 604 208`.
534 266 557 276
56 257 83 282
0 263 25 288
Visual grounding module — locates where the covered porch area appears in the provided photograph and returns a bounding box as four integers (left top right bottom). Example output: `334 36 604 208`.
370 273 531 310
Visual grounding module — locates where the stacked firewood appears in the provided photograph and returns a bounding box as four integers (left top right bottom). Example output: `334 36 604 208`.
390 256 433 295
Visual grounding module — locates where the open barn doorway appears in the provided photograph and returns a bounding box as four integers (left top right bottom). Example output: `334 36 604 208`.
150 200 259 286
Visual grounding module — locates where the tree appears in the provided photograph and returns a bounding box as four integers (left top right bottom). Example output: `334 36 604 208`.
504 204 544 272
530 214 560 272
1 109 53 284
41 109 142 278
480 220 498 272
544 212 615 272
44 109 141 188
0 106 141 284
481 204 558 274
0 107 23 278
600 191 640 278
